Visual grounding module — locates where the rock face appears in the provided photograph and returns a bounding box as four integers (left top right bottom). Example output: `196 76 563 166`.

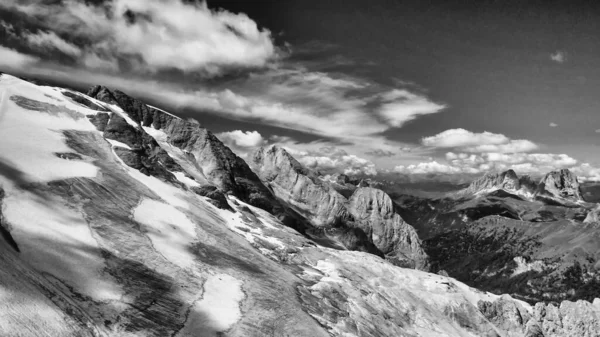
479 296 600 337
251 146 349 226
87 86 280 213
469 169 521 194
349 187 428 269
456 168 584 204
252 145 428 269
584 205 600 223
536 169 583 202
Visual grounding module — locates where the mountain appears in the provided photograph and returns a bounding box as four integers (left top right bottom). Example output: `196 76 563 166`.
388 168 600 306
454 168 585 205
251 145 428 269
536 168 584 203
0 73 538 336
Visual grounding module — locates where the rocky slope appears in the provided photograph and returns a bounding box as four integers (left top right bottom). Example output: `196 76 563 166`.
252 145 428 269
87 85 281 214
4 73 600 336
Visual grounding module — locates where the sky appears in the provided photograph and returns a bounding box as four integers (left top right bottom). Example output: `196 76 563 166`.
0 0 599 181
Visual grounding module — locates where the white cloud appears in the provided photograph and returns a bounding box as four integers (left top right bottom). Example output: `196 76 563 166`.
25 30 82 57
0 46 39 68
550 51 567 63
216 130 265 148
274 144 378 176
422 128 538 153
595 129 600 133
394 161 463 175
378 89 446 127
549 122 558 127
3 0 277 74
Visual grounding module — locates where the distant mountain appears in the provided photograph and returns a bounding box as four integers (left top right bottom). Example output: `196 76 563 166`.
454 168 585 206
251 145 429 269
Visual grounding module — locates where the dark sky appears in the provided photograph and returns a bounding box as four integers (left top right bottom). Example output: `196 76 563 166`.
209 0 600 156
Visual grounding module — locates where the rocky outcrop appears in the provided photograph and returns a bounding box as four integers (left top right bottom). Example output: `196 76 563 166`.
456 169 584 204
252 145 428 269
536 169 584 202
349 187 428 269
457 169 521 197
251 146 350 226
191 185 232 211
584 205 600 223
479 296 600 337
87 86 280 213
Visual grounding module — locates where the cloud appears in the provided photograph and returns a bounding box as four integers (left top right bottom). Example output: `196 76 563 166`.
378 89 446 128
216 130 265 148
0 46 39 68
396 152 581 176
275 144 378 176
549 122 558 127
24 30 82 57
2 0 277 75
365 149 396 157
422 128 538 153
595 129 600 133
550 51 567 63
394 161 464 175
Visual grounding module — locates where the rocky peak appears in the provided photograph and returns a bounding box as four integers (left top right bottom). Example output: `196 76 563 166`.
251 145 347 226
87 86 280 213
348 187 428 269
457 169 521 197
536 169 583 202
252 146 428 269
584 205 600 223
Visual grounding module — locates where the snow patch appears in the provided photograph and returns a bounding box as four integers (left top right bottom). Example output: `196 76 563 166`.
133 199 198 270
105 138 132 150
172 171 200 188
2 189 122 302
177 273 244 337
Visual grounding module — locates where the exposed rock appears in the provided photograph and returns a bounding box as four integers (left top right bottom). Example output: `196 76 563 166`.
349 187 429 269
0 187 19 252
478 295 531 334
584 205 600 223
251 145 349 227
54 152 83 160
87 112 110 131
458 169 521 197
526 300 600 337
252 145 428 269
190 185 232 211
87 86 279 213
536 169 583 202
61 91 109 112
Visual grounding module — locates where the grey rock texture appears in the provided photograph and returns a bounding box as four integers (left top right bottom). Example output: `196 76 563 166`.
251 145 349 226
481 296 600 337
252 145 428 269
349 187 428 269
87 86 280 213
457 169 522 197
584 205 600 223
536 169 583 202
455 168 584 204
190 185 232 211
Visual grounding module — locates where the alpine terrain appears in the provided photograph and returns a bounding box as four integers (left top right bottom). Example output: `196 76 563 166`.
1 73 600 337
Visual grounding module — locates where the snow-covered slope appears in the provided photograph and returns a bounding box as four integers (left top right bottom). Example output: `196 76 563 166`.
0 74 595 337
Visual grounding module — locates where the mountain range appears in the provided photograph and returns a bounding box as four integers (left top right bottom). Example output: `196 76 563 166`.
1 73 600 336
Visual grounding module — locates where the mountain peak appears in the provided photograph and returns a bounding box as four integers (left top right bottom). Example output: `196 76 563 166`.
537 168 583 202
458 169 521 197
